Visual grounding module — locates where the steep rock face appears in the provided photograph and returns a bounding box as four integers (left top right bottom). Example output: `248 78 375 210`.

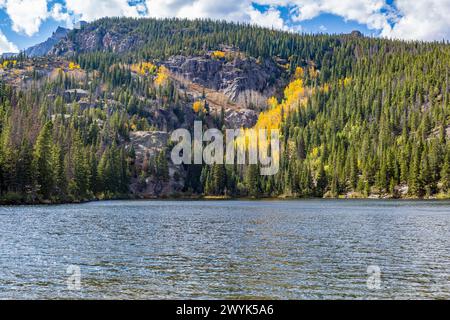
129 131 168 155
224 109 258 129
164 55 282 103
25 27 69 57
51 23 143 55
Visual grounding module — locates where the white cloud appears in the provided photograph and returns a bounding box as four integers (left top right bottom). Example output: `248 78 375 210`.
50 3 73 26
248 6 289 30
0 0 146 37
146 1 251 23
0 29 18 54
1 0 450 42
145 0 290 30
267 0 450 41
0 0 72 36
286 0 390 31
1 0 49 36
381 0 450 41
65 0 142 22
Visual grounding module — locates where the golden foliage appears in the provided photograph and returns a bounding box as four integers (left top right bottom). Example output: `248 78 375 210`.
309 66 319 79
193 100 206 113
294 66 304 79
267 96 278 109
234 128 258 151
131 62 157 76
310 146 320 158
284 79 306 107
339 77 352 87
154 66 170 87
255 78 307 131
212 51 226 59
69 62 81 70
255 104 284 131
1 60 17 69
232 127 280 171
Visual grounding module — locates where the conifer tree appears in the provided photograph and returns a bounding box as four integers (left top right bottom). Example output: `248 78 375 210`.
32 122 54 199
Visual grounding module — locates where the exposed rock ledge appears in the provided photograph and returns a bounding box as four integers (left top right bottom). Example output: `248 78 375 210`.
164 54 282 104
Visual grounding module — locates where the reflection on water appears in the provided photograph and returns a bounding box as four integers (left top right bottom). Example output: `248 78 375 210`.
0 200 449 299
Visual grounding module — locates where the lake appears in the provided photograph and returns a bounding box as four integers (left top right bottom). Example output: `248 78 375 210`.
0 200 449 299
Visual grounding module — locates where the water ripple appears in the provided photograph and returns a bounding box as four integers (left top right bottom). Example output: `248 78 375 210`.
0 199 449 299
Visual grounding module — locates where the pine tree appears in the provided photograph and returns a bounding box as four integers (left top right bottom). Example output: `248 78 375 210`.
211 164 226 195
316 163 328 196
245 165 260 197
32 122 54 199
408 147 423 197
440 146 450 193
71 134 90 199
51 143 67 198
155 150 169 182
16 139 33 194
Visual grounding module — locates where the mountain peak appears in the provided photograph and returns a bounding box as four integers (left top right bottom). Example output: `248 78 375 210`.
53 26 69 37
55 26 68 33
25 26 70 57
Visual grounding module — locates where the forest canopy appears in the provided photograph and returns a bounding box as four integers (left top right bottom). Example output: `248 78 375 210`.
1 18 449 203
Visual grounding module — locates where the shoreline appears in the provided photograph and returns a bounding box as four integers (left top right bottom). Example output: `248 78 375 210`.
2 193 450 206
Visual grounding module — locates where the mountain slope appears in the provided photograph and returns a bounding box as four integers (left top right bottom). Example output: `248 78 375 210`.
1 18 450 204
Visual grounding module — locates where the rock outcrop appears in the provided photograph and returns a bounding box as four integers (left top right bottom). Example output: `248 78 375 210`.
129 131 168 157
50 22 143 56
164 55 282 104
224 109 258 129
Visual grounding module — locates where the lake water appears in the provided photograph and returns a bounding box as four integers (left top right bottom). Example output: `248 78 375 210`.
0 200 449 299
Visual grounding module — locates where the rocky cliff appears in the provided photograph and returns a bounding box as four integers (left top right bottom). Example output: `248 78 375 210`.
50 20 144 56
164 54 282 104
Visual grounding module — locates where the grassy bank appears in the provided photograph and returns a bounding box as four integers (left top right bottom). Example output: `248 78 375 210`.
2 191 450 206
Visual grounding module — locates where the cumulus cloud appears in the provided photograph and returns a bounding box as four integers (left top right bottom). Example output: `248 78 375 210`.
1 0 49 36
265 0 450 41
285 0 391 31
145 0 290 30
248 6 289 30
1 0 450 42
0 29 18 54
146 0 243 20
0 0 73 36
50 2 72 26
65 0 143 22
381 0 450 41
144 0 390 33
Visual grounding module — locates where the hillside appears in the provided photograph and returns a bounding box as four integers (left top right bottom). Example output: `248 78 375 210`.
0 18 449 204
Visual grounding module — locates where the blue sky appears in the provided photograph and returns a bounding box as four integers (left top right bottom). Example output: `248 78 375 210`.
0 9 62 50
1 0 450 54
